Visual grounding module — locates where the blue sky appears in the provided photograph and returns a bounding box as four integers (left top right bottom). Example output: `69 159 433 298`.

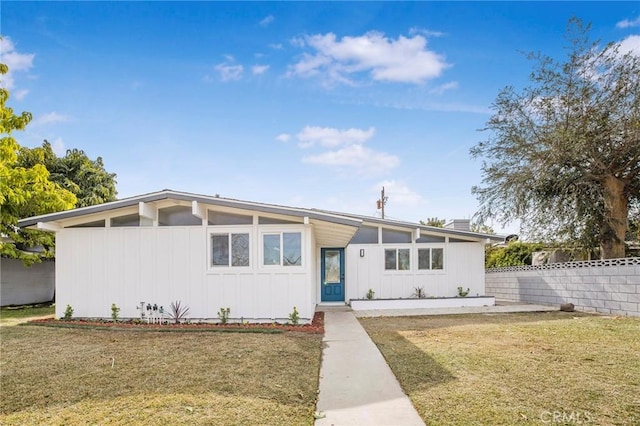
2 1 639 235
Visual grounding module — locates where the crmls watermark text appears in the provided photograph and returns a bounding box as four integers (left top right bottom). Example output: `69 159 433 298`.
540 410 593 424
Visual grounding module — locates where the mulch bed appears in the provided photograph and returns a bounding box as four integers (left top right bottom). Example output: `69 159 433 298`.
27 311 324 334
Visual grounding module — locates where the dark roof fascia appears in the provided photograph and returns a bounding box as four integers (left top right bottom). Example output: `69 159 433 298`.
312 209 504 242
17 190 362 229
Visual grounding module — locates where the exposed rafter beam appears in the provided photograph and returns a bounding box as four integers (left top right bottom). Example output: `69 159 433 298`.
192 200 206 220
37 222 61 232
139 202 157 220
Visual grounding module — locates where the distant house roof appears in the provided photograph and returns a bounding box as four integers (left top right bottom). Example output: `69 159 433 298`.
17 189 503 242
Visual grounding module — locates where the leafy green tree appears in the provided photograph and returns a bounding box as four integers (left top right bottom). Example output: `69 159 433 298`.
471 18 640 259
470 221 495 235
18 140 117 207
0 64 76 264
485 242 545 268
420 217 445 227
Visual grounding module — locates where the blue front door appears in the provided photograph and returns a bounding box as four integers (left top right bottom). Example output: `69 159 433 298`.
321 248 345 302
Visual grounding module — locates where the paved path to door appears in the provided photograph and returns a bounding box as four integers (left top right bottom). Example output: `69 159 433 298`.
315 307 425 426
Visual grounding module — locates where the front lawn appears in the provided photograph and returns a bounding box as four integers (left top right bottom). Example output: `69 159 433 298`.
0 303 54 325
0 323 322 424
360 312 640 425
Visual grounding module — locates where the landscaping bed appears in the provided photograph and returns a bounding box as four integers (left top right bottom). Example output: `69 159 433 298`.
27 311 324 334
351 296 495 311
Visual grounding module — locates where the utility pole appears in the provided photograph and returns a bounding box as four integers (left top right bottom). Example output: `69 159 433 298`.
376 186 388 219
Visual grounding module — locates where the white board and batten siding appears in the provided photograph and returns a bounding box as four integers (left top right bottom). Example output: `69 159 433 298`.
24 191 498 321
56 223 317 322
346 242 485 300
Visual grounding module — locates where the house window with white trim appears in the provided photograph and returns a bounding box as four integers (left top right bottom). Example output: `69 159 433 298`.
263 232 302 266
385 248 410 270
418 248 444 270
211 233 250 267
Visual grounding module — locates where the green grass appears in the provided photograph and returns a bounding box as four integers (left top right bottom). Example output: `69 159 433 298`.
360 312 640 425
1 319 322 424
0 303 54 325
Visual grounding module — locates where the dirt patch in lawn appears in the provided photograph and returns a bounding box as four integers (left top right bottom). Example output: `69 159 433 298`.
360 312 640 425
0 324 323 425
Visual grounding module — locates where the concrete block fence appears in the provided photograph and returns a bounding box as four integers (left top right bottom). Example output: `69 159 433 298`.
485 257 640 317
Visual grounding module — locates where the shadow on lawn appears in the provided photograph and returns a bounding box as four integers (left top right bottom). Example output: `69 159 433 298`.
361 311 591 334
373 331 456 394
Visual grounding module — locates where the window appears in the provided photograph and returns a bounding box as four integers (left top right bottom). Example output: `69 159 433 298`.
211 233 249 267
418 248 444 270
69 219 105 228
111 214 140 227
382 229 412 244
159 206 201 226
258 217 299 225
263 232 302 266
384 248 410 270
208 211 253 225
416 235 445 243
350 226 379 244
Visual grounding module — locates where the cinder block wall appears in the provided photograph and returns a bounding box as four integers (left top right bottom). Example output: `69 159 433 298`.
0 258 55 306
485 258 640 317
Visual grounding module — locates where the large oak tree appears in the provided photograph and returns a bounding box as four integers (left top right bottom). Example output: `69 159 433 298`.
471 19 640 259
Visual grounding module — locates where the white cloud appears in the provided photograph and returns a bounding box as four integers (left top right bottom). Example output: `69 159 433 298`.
13 89 29 100
617 34 640 56
303 144 399 175
50 137 66 156
252 64 270 75
260 15 274 27
616 16 640 28
289 125 397 176
276 133 291 142
290 37 306 48
32 112 71 126
214 61 244 82
374 180 424 206
429 81 459 95
288 31 449 85
269 43 284 50
409 27 444 37
0 36 35 92
296 126 375 148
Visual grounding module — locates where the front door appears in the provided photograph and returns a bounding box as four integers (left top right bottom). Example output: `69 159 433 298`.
321 248 345 302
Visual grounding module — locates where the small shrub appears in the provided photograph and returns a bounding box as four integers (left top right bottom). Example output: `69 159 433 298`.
288 306 300 325
412 286 427 299
457 286 470 297
168 300 190 324
218 307 230 324
111 303 120 322
366 288 375 300
63 304 74 320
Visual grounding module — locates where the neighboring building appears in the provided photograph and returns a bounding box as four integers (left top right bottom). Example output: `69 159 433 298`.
17 190 502 322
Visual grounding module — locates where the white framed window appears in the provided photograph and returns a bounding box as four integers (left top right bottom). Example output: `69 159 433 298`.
418 247 444 270
210 233 250 267
262 231 302 267
384 248 411 270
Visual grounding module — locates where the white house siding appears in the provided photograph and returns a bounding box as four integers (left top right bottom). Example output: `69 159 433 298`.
346 241 485 300
55 223 316 322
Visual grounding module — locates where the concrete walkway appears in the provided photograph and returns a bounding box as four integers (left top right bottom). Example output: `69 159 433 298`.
315 307 425 426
